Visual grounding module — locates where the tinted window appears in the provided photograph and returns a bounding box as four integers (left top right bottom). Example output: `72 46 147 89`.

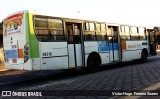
84 22 96 41
34 16 64 41
35 18 47 29
96 23 106 41
48 19 63 30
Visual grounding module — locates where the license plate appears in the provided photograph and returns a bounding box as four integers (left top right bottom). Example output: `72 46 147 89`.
12 59 17 63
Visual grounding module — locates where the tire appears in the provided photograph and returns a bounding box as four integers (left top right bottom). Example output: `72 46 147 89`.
87 54 100 72
141 51 147 61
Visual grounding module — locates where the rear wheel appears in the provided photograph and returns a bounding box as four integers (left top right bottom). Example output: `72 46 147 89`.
141 51 147 61
87 54 101 72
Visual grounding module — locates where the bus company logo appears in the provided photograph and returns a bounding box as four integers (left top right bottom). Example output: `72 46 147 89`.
2 91 11 96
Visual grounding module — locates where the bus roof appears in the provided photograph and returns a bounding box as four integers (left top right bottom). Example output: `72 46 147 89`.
3 10 154 28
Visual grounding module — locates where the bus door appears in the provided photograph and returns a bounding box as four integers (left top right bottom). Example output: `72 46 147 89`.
66 23 83 68
108 26 120 62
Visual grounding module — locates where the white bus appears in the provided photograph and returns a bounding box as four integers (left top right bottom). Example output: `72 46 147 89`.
3 10 151 71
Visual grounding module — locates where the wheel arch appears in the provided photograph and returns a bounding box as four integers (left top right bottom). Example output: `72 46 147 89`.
87 52 101 66
142 48 148 57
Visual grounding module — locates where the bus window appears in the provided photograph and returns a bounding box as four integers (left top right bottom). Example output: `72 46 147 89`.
96 24 101 32
48 19 64 41
130 26 139 40
112 27 118 43
35 29 49 41
131 27 138 33
120 25 130 40
101 24 106 32
84 23 89 31
66 23 73 44
89 23 95 31
96 23 106 41
34 16 64 41
74 24 81 44
121 26 125 33
50 30 64 41
84 22 96 41
125 26 130 33
107 26 118 43
35 18 48 29
113 27 118 36
139 27 146 40
107 27 112 36
48 19 63 30
139 27 145 33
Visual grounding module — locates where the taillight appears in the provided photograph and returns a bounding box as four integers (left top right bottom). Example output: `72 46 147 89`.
18 49 24 58
24 44 29 63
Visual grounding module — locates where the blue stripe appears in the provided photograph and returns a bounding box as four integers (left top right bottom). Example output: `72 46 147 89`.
109 43 119 50
98 41 109 52
98 41 119 52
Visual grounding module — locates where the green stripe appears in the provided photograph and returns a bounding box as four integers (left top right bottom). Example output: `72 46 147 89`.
25 12 39 58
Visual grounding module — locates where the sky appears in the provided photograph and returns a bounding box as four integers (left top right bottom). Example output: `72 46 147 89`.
1 0 160 27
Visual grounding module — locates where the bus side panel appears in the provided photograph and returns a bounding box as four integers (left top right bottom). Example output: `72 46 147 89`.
32 58 41 70
98 41 110 64
99 53 110 64
121 41 130 61
135 50 141 59
84 41 98 66
122 41 149 61
40 42 68 70
124 41 136 61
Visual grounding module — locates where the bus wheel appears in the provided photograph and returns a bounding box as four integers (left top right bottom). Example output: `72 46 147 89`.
87 54 101 72
141 51 147 61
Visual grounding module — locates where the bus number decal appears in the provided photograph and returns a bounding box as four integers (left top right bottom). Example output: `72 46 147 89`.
42 52 52 57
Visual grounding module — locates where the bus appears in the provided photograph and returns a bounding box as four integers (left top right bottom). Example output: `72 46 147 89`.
3 10 152 71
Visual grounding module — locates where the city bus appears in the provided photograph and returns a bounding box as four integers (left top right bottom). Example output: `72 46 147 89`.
3 10 152 71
